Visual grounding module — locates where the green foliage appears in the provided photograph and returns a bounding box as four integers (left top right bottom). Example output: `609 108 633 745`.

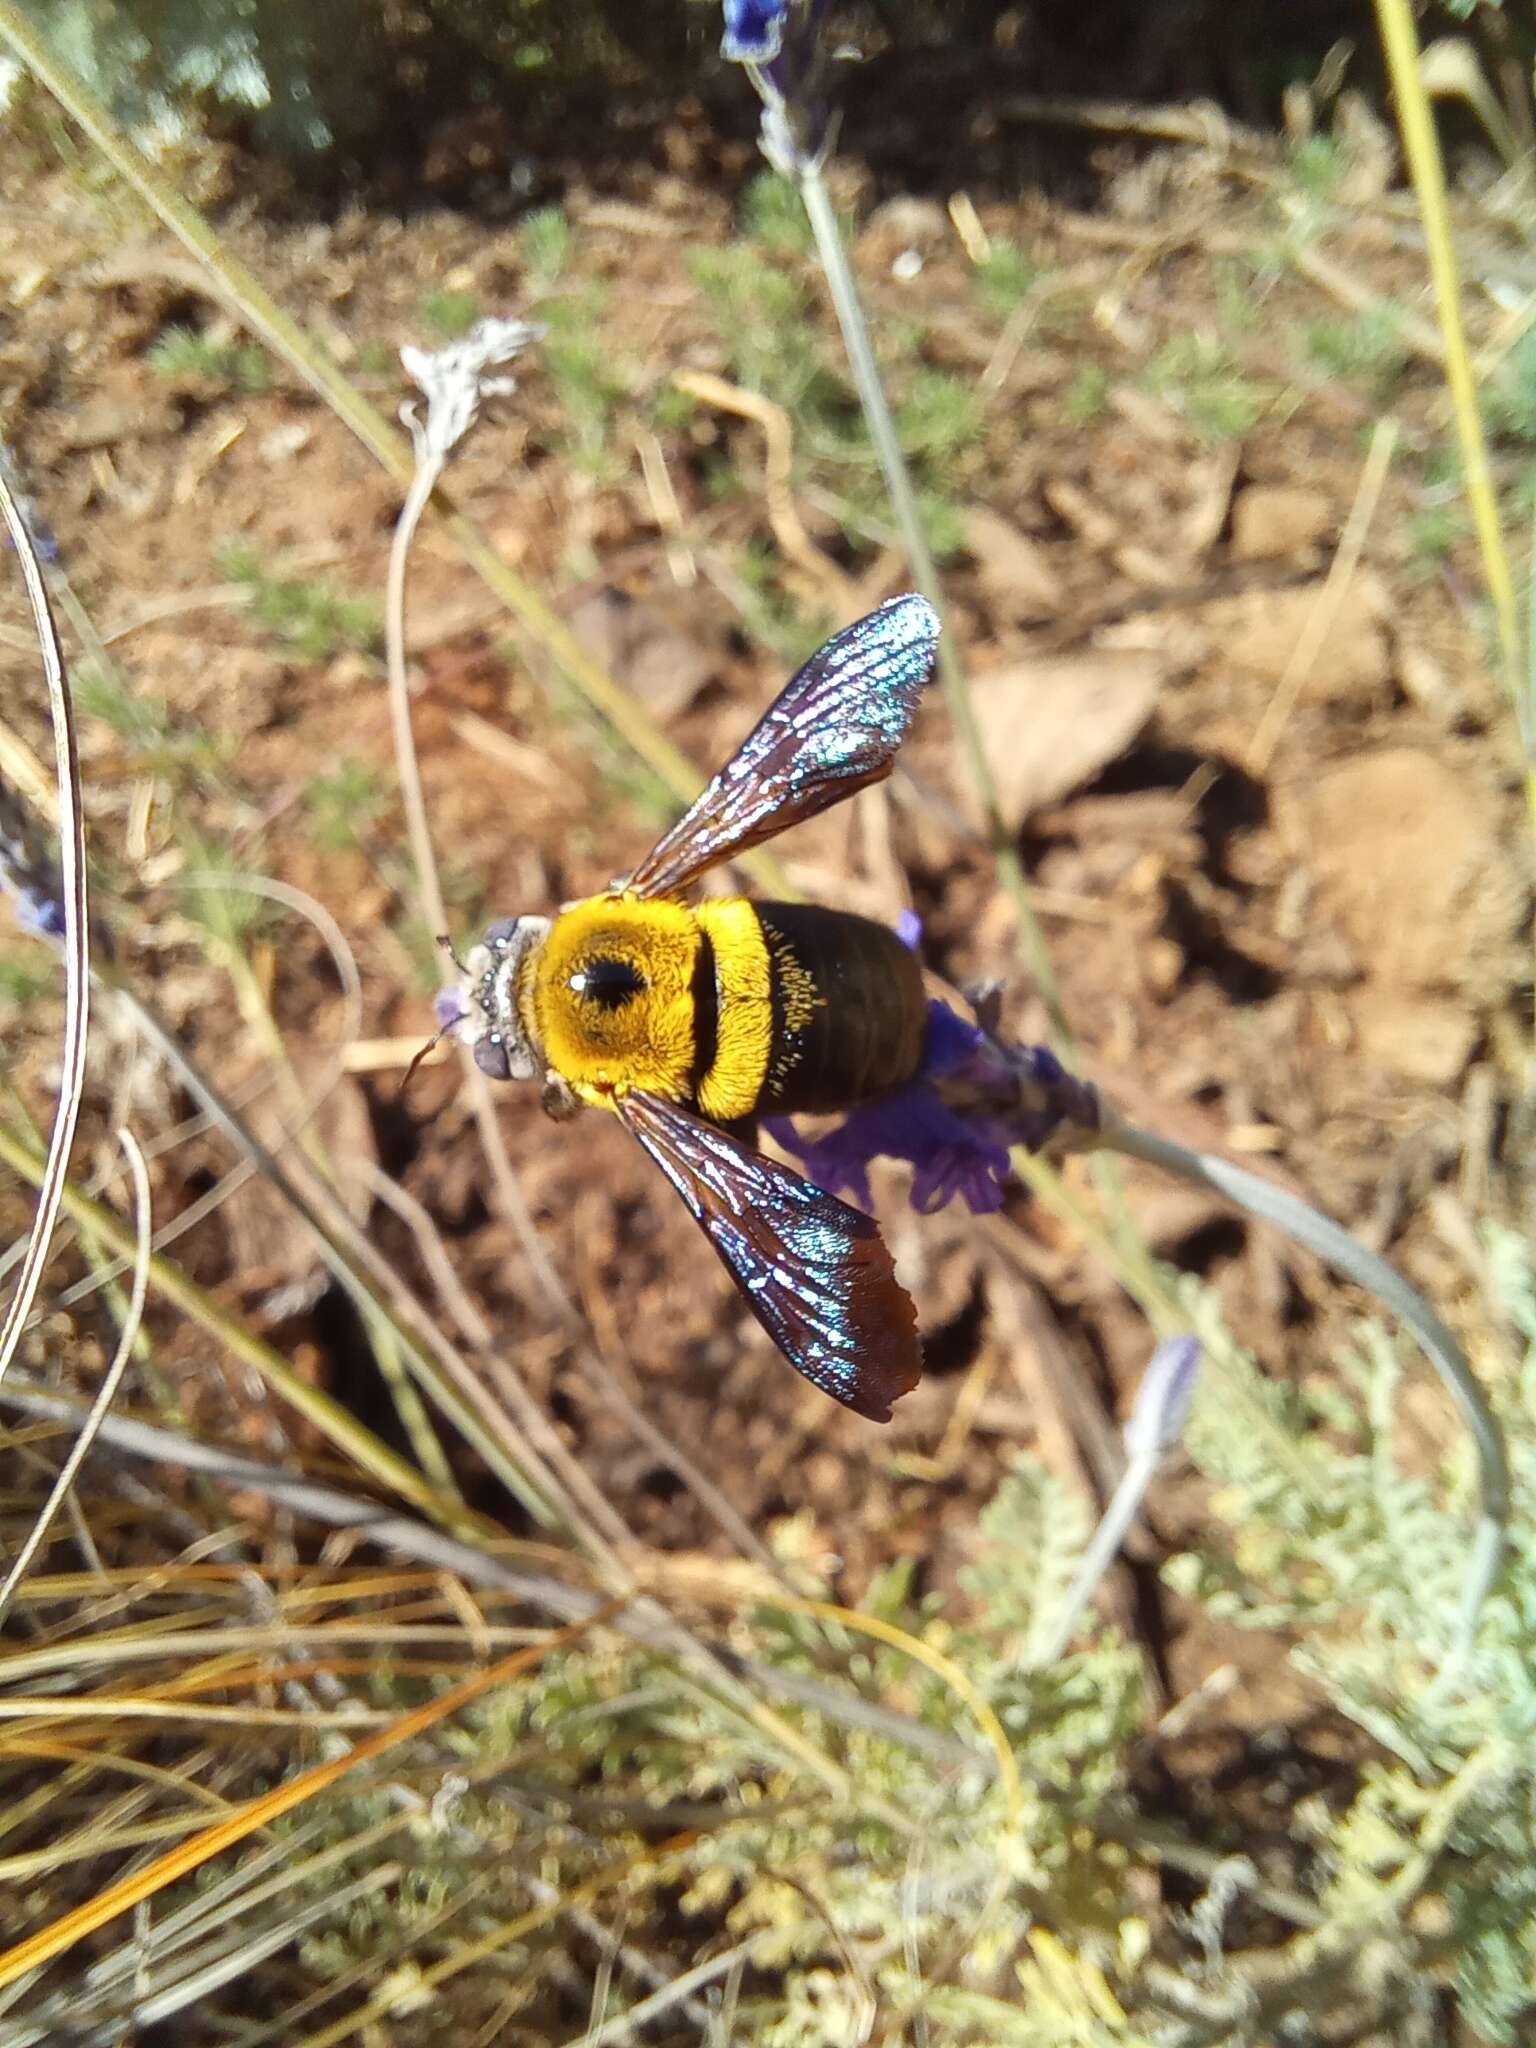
0 955 52 1007
418 287 482 341
740 170 815 258
1484 326 1536 447
895 366 983 469
176 830 276 944
147 322 271 392
689 243 826 407
1300 306 1409 389
917 488 968 563
1065 362 1111 425
1143 333 1274 443
216 539 381 661
73 664 220 779
1163 1242 1536 2043
972 237 1039 320
519 203 573 289
1287 133 1349 203
536 287 632 485
304 756 388 852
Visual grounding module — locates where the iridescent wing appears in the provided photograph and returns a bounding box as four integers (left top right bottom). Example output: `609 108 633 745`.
619 594 940 901
619 1089 921 1421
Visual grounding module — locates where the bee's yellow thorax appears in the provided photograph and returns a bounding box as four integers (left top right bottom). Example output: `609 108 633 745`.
527 894 699 1111
524 892 777 1122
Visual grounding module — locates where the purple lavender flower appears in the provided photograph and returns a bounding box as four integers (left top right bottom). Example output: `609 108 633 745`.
767 996 1101 1217
720 0 834 172
0 784 67 944
721 0 787 63
0 446 59 565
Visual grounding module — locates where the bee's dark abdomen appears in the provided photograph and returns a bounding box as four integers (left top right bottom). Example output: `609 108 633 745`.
753 902 926 1114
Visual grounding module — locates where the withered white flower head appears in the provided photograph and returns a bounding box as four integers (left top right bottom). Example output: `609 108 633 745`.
399 316 544 465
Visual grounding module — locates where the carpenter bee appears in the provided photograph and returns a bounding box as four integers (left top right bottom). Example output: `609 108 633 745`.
450 594 940 1420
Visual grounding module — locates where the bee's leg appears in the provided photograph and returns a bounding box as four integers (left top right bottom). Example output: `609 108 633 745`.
540 1072 582 1123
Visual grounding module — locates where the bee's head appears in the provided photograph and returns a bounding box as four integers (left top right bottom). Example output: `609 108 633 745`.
453 914 550 1082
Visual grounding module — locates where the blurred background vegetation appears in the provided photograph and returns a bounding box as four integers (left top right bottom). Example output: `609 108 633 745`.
10 1 1518 169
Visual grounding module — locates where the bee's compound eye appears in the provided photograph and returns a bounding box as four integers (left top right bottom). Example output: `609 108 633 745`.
569 955 646 1012
482 917 522 952
474 1032 513 1081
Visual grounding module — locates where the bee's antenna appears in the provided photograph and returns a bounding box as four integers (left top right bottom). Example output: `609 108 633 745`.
437 931 470 977
401 1022 452 1101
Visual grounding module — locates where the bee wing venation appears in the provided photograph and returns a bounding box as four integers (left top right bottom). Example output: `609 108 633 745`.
619 1090 922 1421
621 594 940 900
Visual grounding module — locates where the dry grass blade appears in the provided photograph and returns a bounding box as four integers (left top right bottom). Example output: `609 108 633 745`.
1374 0 1527 809
1247 417 1399 775
0 1123 476 1529
0 1131 149 1626
0 1607 620 1992
0 459 89 1393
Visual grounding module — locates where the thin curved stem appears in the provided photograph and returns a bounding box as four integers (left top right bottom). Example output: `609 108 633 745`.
793 160 1071 1046
0 457 89 1392
0 1129 149 1623
1101 1115 1509 1692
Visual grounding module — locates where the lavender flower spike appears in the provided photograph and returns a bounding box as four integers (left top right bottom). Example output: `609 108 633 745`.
1030 1335 1202 1667
1122 1335 1202 1464
721 0 787 63
0 780 67 942
720 0 835 174
767 991 1102 1219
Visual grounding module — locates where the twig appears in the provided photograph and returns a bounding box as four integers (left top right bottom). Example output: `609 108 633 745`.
388 339 574 1323
0 454 89 1392
0 1131 149 1624
557 1941 759 2048
790 160 1073 1044
1247 417 1399 775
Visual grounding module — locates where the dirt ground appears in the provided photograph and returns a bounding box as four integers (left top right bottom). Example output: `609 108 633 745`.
1 98 1531 1769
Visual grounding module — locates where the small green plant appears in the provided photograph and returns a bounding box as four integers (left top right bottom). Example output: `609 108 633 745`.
972 236 1038 319
519 203 573 290
419 287 482 341
304 756 389 852
1144 333 1272 443
1408 496 1467 567
1064 361 1110 425
147 323 271 394
1300 305 1409 389
1288 132 1349 203
217 539 382 661
894 366 983 469
538 290 630 484
73 665 219 779
740 169 815 258
1214 259 1263 336
1484 326 1536 447
0 955 52 1007
689 244 827 410
916 487 967 563
177 832 276 947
